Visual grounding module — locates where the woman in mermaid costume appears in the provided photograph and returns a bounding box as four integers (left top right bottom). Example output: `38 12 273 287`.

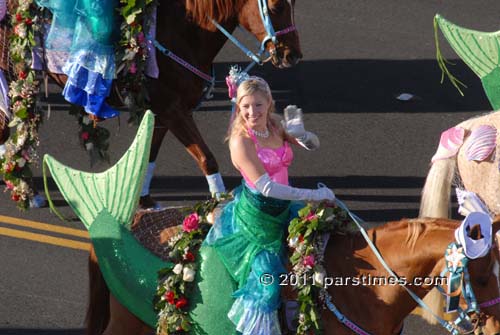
204 77 335 334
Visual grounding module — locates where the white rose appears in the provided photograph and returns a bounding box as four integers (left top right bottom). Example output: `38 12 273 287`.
17 157 26 168
85 142 94 151
82 116 91 125
173 263 183 275
313 270 326 287
288 237 299 248
182 267 196 282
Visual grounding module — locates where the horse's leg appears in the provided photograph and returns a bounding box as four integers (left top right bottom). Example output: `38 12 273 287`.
102 294 152 335
166 112 225 195
86 245 110 335
138 117 169 209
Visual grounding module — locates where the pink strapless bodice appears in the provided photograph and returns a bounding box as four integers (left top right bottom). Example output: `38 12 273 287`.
242 136 294 188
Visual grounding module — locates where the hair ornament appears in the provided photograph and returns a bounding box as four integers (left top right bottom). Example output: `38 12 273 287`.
225 66 250 100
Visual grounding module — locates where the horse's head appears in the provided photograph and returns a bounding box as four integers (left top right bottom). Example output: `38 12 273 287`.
238 0 302 68
462 221 500 335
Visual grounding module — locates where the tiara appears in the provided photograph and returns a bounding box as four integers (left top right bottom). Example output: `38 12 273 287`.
225 66 270 100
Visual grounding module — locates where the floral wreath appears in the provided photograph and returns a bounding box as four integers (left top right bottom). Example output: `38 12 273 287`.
287 202 356 334
1 0 155 208
154 196 230 334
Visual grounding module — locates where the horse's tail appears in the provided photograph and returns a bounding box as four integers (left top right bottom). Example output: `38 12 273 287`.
85 245 110 335
419 158 456 218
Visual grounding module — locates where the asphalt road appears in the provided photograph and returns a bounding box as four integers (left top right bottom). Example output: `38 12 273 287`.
1 1 500 334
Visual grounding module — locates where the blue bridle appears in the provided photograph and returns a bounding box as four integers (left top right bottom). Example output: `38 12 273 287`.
210 0 297 73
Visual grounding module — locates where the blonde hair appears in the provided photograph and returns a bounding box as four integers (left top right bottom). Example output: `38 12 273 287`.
226 77 281 142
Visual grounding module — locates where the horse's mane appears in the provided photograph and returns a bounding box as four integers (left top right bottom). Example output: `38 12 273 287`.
373 218 458 251
185 0 243 27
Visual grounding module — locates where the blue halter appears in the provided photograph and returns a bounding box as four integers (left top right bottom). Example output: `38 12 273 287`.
211 0 297 72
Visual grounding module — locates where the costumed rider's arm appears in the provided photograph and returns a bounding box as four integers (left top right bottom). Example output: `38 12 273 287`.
283 105 320 151
254 173 335 201
230 136 334 202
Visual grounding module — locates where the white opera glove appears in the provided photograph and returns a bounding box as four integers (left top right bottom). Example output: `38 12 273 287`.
283 105 320 151
284 105 306 137
254 173 335 202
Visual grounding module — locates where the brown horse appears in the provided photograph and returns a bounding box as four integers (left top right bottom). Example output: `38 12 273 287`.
0 0 302 207
85 216 500 335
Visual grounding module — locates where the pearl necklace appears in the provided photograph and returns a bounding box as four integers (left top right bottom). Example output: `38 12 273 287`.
250 127 270 138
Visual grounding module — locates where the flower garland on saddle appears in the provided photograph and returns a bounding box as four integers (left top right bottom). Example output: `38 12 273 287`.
154 196 230 334
287 202 356 334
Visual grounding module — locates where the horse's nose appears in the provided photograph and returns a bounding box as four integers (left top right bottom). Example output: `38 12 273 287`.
284 51 302 67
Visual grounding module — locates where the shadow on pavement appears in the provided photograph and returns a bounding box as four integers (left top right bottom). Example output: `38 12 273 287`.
204 59 490 114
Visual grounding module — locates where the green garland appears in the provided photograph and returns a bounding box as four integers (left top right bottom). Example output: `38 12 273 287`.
287 202 355 334
1 0 41 209
68 105 111 165
117 0 155 124
154 197 230 334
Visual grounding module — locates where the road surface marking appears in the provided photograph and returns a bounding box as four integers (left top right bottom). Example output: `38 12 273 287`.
0 215 89 239
0 226 90 251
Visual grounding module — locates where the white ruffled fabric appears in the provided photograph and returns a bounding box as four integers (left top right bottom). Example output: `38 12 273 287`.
228 296 282 335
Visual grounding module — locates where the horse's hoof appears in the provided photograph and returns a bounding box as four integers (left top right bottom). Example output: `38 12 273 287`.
29 194 47 208
139 195 162 210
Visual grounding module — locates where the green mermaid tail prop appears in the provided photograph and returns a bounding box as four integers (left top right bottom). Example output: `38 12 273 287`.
434 14 500 110
43 111 154 229
43 110 238 332
43 111 167 327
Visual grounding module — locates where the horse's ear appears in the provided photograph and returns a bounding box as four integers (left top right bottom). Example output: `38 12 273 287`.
468 224 483 240
493 216 500 235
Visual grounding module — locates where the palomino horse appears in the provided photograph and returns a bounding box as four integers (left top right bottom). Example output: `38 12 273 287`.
420 111 500 219
0 0 302 207
86 217 500 335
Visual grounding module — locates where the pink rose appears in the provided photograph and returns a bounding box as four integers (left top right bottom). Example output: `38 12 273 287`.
81 132 90 141
21 150 30 161
305 211 317 221
303 255 315 268
5 180 14 190
129 62 137 74
137 32 145 45
182 213 200 232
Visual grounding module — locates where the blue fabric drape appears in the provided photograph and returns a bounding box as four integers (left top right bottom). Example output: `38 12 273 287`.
36 0 119 118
